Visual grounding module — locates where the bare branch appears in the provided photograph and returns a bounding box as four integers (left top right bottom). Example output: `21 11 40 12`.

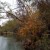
0 11 24 22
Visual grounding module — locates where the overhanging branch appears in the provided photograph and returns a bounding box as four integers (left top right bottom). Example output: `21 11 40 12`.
0 11 24 22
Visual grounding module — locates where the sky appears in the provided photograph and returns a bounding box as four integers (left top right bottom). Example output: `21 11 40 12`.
0 0 17 10
0 0 16 6
0 0 17 26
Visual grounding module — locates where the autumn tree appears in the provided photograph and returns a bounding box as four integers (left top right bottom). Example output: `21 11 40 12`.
14 0 46 40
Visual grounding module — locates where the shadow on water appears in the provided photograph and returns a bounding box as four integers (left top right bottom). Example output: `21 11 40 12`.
0 36 25 50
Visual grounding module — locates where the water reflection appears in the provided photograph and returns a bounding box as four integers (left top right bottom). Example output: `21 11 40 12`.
0 36 25 50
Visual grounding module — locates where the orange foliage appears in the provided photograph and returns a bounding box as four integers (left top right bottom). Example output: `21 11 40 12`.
17 11 46 38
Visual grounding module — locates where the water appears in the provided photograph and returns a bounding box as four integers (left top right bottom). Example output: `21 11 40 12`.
0 36 25 50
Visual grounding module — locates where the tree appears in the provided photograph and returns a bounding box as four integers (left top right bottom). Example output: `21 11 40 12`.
38 0 50 30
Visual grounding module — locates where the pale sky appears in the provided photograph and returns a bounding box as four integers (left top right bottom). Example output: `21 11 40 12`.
0 0 17 9
0 0 16 5
0 0 17 26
